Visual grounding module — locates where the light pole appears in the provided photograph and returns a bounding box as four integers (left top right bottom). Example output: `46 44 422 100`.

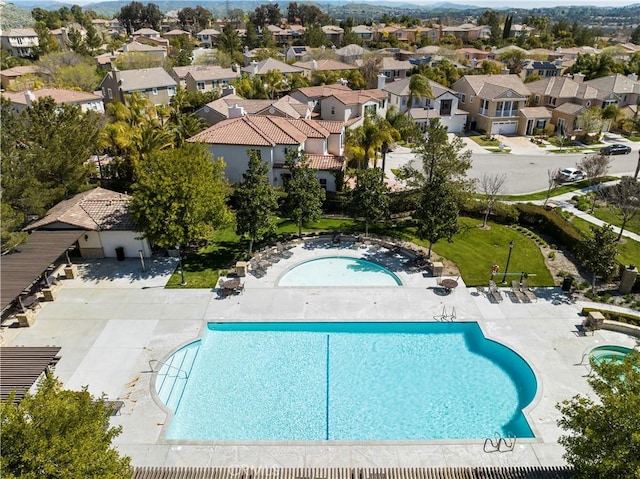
501 240 514 284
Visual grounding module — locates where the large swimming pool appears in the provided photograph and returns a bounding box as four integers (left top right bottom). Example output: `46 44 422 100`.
158 322 536 441
278 256 402 287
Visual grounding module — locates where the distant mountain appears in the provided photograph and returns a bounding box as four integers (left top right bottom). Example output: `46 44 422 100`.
0 1 35 29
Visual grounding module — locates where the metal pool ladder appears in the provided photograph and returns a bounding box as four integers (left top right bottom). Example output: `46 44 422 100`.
149 359 189 379
483 432 516 453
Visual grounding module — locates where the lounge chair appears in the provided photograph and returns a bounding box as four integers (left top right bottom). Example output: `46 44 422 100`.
489 280 503 303
511 280 529 303
104 400 125 416
521 279 538 302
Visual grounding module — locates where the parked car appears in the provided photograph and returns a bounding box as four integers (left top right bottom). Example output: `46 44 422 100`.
558 168 585 182
600 144 631 155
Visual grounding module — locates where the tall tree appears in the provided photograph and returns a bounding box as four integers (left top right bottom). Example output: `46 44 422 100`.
233 149 279 256
262 68 286 99
129 143 231 272
349 168 390 236
1 202 28 253
347 113 400 169
414 170 460 258
543 168 561 208
303 23 327 48
604 176 640 241
497 49 526 74
282 151 326 237
218 22 242 58
557 350 640 479
576 106 604 141
577 224 618 294
0 374 132 478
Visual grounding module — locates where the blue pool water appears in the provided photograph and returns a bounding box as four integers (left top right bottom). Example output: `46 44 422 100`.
161 322 536 441
278 256 402 287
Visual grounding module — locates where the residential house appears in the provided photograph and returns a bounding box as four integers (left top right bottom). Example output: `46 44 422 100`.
527 75 601 110
322 25 344 45
441 24 489 43
164 29 191 39
195 89 310 125
267 25 302 46
285 45 312 62
133 28 160 38
550 102 586 137
184 65 240 93
457 47 491 62
383 77 467 133
452 73 531 135
2 88 105 114
132 34 169 49
24 187 151 259
293 59 358 78
375 47 414 61
379 57 413 82
520 60 564 80
352 25 374 44
196 29 220 48
0 28 39 57
99 67 177 105
50 25 87 50
416 26 440 44
0 65 42 89
122 41 167 60
241 58 304 78
187 116 346 191
518 106 552 136
290 83 353 115
334 44 368 64
584 73 640 108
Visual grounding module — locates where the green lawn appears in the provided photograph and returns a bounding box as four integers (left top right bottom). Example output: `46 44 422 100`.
167 216 554 288
430 218 554 287
571 216 640 267
591 207 640 236
468 135 500 147
492 176 618 202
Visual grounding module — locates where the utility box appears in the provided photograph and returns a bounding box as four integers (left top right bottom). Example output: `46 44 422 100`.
235 261 248 277
64 264 78 279
431 261 444 277
619 265 637 294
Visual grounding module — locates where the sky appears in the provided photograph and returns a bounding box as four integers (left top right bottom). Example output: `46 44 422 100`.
393 0 635 6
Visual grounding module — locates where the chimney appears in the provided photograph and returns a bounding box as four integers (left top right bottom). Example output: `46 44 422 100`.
222 85 236 97
243 45 249 54
337 78 348 86
628 73 638 81
251 60 258 76
573 72 585 83
312 59 318 71
111 65 121 85
501 68 510 75
554 58 563 67
377 73 387 89
228 103 245 118
24 90 37 107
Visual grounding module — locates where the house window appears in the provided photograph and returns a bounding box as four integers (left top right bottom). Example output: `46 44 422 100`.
534 95 540 105
459 93 466 103
197 82 205 90
393 70 400 77
168 87 176 96
384 71 391 78
319 178 327 190
331 106 335 115
401 97 407 106
364 104 377 115
470 96 474 103
107 88 113 99
557 118 566 135
549 97 556 106
102 87 106 97
152 88 158 95
440 99 452 116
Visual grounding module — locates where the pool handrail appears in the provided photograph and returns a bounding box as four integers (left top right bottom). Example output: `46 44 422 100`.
149 359 189 379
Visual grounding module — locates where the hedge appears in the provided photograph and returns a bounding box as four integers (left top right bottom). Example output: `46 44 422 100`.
515 203 584 249
461 200 519 225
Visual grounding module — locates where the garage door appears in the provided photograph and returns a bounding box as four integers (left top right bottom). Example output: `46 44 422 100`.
491 121 518 135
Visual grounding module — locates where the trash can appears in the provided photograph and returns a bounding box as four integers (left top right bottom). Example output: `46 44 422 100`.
115 246 125 261
561 276 573 292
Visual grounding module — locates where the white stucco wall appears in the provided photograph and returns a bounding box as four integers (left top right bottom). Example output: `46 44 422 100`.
304 137 326 155
207 145 275 184
327 133 343 156
100 231 151 258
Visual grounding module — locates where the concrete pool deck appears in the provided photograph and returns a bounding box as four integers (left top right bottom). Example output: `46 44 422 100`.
2 241 638 469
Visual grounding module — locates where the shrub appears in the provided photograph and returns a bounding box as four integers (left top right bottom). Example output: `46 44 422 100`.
388 189 419 215
515 203 585 250
460 200 519 225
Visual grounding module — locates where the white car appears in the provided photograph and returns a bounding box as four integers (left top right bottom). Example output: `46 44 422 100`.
558 168 585 182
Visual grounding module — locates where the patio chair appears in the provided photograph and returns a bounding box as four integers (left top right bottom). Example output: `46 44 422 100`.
521 279 538 302
511 280 529 303
104 400 125 416
489 280 503 303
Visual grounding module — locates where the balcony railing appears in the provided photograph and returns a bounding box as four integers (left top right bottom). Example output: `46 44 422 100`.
495 110 518 117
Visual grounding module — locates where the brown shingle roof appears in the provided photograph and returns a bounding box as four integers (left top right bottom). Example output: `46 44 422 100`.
328 88 387 106
187 65 240 81
2 88 102 106
455 74 531 98
294 59 358 72
293 83 352 99
274 154 344 171
25 187 135 231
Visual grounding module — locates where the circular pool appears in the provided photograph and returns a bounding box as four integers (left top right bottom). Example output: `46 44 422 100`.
589 345 633 363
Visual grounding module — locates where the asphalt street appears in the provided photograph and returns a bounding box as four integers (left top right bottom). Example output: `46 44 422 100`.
383 138 639 195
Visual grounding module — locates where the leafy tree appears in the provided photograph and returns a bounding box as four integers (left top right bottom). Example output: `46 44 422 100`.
414 170 459 258
244 21 259 49
304 23 327 48
233 150 279 256
33 20 59 57
0 374 132 478
263 69 286 99
577 224 618 294
348 168 390 236
55 62 101 91
386 105 420 143
84 24 103 55
406 74 433 113
218 22 242 58
557 350 640 479
130 143 231 260
114 51 164 70
67 27 86 55
576 107 604 141
497 49 526 74
1 202 28 252
603 176 640 241
1 97 101 215
543 168 561 208
631 25 640 45
577 152 610 212
502 14 513 40
118 1 161 34
282 151 326 237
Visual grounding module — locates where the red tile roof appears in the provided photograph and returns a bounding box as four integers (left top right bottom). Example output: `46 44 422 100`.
274 154 345 171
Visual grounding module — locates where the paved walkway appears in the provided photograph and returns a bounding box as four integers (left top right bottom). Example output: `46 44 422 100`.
3 242 638 469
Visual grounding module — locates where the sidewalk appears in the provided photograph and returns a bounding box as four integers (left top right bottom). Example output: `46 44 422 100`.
531 181 640 243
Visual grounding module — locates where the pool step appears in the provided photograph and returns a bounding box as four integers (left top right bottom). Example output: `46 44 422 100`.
155 342 200 412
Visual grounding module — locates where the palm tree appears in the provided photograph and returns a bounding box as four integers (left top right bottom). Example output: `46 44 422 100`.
406 74 433 113
263 69 286 99
349 113 400 169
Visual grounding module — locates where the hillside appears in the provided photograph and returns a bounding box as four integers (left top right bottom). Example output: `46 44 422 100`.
0 1 35 29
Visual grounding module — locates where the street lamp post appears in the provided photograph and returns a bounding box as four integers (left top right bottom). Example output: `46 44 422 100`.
501 240 515 283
